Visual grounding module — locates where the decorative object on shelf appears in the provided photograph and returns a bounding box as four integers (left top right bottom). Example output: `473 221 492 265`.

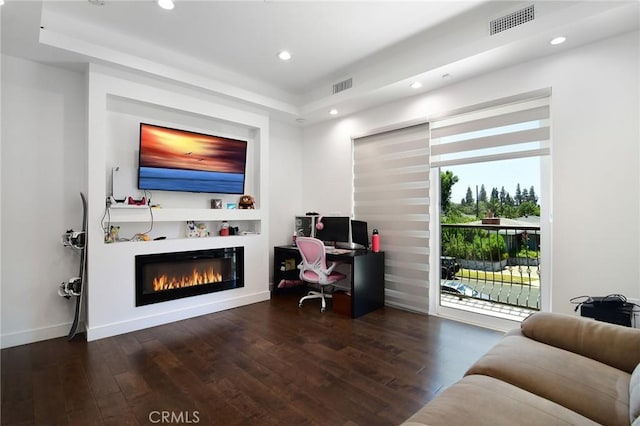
238 194 255 209
226 203 237 209
127 196 147 206
219 221 230 236
186 221 198 237
186 221 209 238
196 223 209 237
132 233 150 242
105 225 120 243
210 199 223 209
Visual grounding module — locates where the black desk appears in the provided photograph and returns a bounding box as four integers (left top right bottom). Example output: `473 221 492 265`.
273 245 385 318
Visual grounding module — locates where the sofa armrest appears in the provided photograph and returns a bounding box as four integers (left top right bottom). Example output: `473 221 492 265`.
521 312 640 373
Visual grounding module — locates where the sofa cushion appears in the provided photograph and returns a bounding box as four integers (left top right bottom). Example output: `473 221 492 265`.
402 375 598 426
631 363 640 423
521 312 640 373
466 334 631 425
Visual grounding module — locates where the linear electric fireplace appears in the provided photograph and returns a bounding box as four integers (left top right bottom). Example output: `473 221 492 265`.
135 247 244 306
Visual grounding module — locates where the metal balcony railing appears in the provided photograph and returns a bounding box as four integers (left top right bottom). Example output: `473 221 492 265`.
441 223 541 311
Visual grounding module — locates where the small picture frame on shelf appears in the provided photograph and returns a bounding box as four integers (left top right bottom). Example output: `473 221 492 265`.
226 203 237 209
210 199 223 209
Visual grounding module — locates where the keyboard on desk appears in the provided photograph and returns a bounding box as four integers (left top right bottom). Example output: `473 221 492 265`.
326 248 354 255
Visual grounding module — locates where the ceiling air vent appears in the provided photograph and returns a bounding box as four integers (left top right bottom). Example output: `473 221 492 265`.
332 78 353 95
490 4 535 35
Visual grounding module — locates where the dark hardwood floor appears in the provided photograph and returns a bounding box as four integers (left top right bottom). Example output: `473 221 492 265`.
1 293 503 426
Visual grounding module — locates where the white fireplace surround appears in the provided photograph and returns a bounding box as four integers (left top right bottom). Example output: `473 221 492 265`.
86 64 270 341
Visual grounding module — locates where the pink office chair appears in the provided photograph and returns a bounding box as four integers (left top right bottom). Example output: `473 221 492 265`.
295 237 347 312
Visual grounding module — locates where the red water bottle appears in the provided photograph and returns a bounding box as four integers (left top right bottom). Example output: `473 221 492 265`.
371 229 380 252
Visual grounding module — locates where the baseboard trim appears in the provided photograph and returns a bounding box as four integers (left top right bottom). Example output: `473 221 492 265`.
86 291 270 341
1 322 82 349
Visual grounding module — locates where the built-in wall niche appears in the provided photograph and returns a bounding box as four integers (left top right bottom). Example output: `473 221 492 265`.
87 68 269 342
105 94 259 210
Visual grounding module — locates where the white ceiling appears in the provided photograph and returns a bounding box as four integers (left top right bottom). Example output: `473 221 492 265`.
2 1 639 125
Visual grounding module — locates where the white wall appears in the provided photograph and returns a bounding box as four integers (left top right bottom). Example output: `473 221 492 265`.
302 31 640 316
550 33 639 312
301 121 357 216
268 120 303 283
1 55 87 347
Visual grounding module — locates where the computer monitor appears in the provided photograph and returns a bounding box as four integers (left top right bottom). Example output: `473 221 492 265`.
315 216 350 246
350 220 369 250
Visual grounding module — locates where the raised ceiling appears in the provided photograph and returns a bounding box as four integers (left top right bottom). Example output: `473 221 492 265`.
2 1 638 125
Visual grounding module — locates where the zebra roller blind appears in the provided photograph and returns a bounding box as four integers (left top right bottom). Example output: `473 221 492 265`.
353 123 430 312
430 91 551 167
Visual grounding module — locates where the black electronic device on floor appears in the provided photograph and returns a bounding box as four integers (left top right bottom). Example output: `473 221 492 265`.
577 295 635 327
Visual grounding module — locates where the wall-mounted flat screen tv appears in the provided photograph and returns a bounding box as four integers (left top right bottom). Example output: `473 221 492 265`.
138 123 248 194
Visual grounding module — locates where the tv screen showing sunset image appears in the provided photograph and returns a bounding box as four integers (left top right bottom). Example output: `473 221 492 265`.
138 123 248 194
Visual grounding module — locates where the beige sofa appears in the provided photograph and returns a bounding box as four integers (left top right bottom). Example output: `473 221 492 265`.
403 312 640 426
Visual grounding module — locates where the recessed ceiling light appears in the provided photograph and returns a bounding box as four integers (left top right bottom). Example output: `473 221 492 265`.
550 36 566 45
278 51 292 61
157 0 174 10
0 0 5 5
410 81 422 89
329 109 338 116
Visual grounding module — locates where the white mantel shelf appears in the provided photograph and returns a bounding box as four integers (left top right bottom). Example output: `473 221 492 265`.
108 207 261 223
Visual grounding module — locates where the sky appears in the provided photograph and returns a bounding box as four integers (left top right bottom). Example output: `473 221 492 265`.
445 156 541 204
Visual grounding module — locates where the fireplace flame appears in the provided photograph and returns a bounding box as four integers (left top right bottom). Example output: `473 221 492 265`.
152 267 223 291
